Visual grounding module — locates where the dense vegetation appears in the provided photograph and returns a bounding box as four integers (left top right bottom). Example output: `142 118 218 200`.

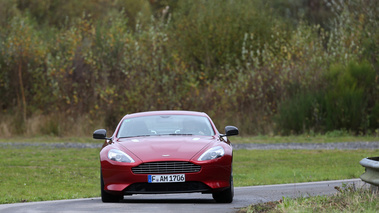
0 0 378 137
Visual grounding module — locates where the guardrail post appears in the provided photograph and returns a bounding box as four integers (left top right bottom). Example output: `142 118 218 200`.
360 157 379 192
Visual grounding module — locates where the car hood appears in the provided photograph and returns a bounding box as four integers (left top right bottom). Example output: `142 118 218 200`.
117 136 216 162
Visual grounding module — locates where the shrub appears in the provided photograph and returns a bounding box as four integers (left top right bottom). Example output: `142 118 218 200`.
276 92 322 135
276 62 378 134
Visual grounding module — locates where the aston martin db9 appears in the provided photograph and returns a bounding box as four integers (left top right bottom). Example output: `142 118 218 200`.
93 110 238 203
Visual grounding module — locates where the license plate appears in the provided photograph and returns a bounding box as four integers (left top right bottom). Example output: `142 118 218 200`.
148 174 185 183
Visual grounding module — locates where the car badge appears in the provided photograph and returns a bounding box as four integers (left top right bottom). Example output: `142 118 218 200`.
162 154 170 157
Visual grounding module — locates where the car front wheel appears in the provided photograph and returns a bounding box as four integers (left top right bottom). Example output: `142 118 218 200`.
212 175 234 203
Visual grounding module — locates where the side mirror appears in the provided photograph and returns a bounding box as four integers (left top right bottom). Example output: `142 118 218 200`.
224 126 239 136
93 129 107 139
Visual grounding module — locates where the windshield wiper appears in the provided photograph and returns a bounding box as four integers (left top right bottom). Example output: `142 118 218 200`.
167 134 194 136
119 135 151 138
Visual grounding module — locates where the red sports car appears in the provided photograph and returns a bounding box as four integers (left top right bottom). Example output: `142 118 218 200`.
93 110 239 203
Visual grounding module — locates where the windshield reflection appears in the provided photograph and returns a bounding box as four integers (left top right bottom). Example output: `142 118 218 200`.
117 115 215 138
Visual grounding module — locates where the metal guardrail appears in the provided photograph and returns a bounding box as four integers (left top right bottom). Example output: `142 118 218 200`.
360 157 379 186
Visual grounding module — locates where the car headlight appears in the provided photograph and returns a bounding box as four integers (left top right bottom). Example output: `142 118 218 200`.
198 146 225 161
108 149 135 163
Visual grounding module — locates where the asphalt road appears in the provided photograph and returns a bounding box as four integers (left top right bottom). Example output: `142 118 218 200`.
0 179 367 213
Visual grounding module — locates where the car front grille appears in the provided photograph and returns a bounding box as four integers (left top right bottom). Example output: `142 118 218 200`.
132 161 201 174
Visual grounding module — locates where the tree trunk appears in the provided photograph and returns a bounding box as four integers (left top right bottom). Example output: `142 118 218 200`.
18 62 27 122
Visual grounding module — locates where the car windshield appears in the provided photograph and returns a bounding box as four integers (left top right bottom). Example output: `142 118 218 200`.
117 115 215 138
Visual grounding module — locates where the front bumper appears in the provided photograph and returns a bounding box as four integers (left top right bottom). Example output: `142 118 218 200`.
101 158 232 195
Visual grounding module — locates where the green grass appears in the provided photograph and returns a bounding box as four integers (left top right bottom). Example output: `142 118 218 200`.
240 185 379 213
233 149 376 186
0 144 376 204
0 146 100 204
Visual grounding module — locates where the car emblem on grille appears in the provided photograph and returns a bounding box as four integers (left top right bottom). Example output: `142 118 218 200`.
162 154 170 157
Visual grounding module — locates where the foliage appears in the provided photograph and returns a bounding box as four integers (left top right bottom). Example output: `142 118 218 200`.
276 62 378 134
0 0 378 136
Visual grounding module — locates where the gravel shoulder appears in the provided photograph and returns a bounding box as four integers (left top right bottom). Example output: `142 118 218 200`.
233 141 379 150
1 141 378 150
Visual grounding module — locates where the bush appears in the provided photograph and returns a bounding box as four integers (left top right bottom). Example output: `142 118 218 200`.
276 92 322 135
276 62 378 134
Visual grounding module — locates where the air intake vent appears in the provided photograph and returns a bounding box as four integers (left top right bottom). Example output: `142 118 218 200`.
132 161 201 174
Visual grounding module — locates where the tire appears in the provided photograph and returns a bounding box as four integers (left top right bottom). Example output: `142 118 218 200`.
212 175 234 203
100 171 123 203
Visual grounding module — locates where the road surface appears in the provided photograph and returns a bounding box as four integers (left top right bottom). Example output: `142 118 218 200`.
0 179 367 213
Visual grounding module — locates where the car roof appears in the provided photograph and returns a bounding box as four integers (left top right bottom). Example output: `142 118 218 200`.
121 110 209 119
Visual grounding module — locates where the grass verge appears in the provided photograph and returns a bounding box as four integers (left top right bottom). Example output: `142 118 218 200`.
239 185 379 213
0 146 100 204
233 149 376 186
0 146 375 204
